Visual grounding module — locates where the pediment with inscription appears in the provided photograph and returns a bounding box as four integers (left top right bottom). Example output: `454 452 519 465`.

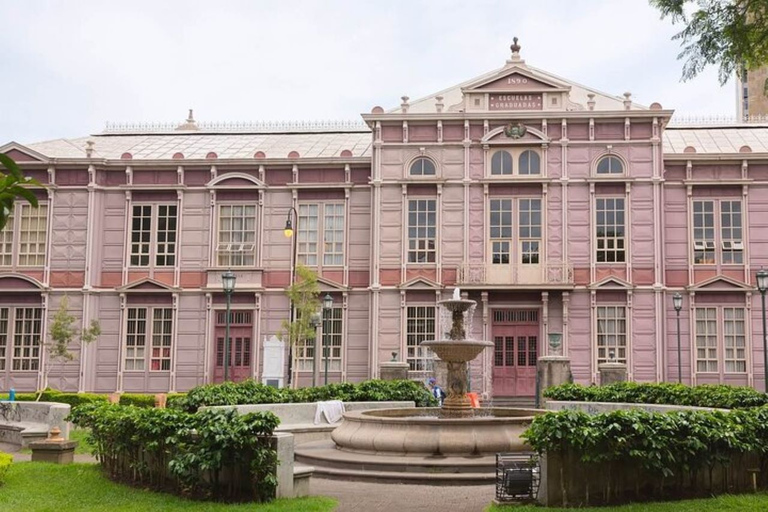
473 73 559 92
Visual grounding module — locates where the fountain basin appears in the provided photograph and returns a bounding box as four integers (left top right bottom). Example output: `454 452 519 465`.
330 407 543 456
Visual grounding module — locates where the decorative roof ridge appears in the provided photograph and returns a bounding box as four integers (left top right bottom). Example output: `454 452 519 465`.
101 119 371 135
668 114 768 127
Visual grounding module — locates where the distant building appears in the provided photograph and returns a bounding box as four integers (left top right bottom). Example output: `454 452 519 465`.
2 40 768 398
736 66 768 118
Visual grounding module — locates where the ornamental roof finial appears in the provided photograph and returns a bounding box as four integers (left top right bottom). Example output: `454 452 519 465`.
175 108 199 131
510 36 521 55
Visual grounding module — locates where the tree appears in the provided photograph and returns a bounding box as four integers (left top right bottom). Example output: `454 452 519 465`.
40 296 101 398
651 0 768 85
280 264 321 387
0 154 41 230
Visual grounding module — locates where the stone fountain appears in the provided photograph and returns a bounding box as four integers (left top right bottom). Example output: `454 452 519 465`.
421 287 493 418
295 289 543 483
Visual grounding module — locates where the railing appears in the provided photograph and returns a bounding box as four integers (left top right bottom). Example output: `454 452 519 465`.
457 261 574 286
668 114 768 126
102 119 370 134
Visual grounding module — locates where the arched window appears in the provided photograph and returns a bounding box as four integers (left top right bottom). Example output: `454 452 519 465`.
409 157 436 176
491 151 513 175
596 155 624 175
519 150 540 175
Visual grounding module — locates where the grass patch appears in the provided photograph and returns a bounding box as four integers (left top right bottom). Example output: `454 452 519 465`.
18 427 94 455
487 493 768 511
0 462 336 512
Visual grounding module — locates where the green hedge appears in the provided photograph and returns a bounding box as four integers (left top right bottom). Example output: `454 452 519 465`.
1 390 187 409
174 379 437 413
0 452 11 486
544 382 768 409
522 407 768 505
68 403 278 502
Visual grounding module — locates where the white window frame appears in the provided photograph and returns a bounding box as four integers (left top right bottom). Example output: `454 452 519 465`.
0 202 49 268
322 306 343 372
596 305 627 365
691 199 744 266
595 197 626 264
406 305 436 373
124 306 174 372
0 307 43 371
723 307 747 373
488 148 542 177
216 204 257 267
694 307 718 373
720 200 744 264
595 155 625 175
129 203 178 267
408 157 437 177
407 199 436 264
297 202 345 267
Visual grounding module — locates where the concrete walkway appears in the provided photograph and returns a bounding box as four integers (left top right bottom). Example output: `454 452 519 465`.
311 477 495 512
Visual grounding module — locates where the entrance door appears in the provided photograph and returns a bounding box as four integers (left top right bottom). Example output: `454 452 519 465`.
213 311 253 383
492 310 539 396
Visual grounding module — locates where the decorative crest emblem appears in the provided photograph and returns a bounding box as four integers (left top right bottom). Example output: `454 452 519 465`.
504 122 527 139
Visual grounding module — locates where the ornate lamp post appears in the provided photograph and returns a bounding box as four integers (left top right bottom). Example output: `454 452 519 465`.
673 292 683 384
322 293 334 386
221 270 236 382
757 269 768 392
284 208 298 385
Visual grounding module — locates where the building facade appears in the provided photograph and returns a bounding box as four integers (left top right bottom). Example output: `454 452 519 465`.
2 42 768 397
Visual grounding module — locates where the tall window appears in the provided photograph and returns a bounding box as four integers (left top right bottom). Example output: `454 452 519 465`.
130 204 177 267
596 306 627 364
596 197 625 263
519 199 542 264
11 307 43 371
125 307 173 371
407 199 436 263
297 203 345 266
217 204 256 266
406 306 435 372
0 203 48 267
409 157 436 176
519 150 541 175
490 199 513 264
692 201 715 264
322 307 343 371
695 307 718 372
723 308 746 373
596 155 624 175
491 151 513 175
720 201 743 264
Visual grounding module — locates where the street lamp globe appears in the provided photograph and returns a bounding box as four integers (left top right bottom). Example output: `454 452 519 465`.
284 216 294 238
222 270 236 294
758 269 768 294
323 293 333 310
673 293 683 312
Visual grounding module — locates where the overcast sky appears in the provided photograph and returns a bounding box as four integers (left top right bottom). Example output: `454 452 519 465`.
0 0 737 144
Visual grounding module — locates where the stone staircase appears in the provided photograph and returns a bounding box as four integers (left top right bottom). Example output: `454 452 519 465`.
484 396 537 409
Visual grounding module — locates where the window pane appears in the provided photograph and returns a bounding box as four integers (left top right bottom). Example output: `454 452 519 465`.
407 199 437 263
596 197 625 263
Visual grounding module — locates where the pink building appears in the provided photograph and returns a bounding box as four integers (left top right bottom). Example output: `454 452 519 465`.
1 42 767 399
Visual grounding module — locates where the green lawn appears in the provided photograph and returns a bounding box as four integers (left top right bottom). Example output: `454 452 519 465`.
487 493 768 511
0 462 336 512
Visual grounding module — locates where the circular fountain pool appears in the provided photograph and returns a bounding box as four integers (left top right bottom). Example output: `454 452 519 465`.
331 407 543 456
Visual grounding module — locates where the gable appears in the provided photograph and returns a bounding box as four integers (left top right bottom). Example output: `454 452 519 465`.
474 73 558 92
690 275 751 292
0 275 44 290
118 277 175 292
0 143 48 163
398 276 441 290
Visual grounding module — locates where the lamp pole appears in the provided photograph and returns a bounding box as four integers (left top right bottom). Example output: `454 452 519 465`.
757 269 768 393
673 293 683 384
284 208 298 386
322 293 333 386
221 270 236 382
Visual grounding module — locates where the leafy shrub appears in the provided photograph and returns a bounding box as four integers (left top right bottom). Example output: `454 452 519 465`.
118 393 156 408
175 379 436 412
544 382 768 409
68 403 279 502
522 406 768 505
0 452 11 486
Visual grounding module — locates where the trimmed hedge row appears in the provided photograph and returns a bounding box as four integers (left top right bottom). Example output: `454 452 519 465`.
0 390 186 409
174 379 437 413
544 382 768 409
523 407 768 505
69 403 279 502
0 452 11 486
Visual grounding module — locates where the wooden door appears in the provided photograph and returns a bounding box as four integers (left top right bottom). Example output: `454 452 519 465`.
492 310 539 396
213 311 253 383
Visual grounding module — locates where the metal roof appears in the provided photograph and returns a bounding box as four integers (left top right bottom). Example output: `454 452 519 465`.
663 126 768 154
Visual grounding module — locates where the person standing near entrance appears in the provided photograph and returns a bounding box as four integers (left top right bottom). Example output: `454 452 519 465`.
428 378 446 406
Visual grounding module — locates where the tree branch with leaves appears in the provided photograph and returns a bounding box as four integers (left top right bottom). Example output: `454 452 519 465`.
0 153 41 230
40 296 101 399
652 0 768 86
279 264 321 388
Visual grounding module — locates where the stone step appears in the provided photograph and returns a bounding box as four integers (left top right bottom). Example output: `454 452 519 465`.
486 396 536 409
295 441 497 484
